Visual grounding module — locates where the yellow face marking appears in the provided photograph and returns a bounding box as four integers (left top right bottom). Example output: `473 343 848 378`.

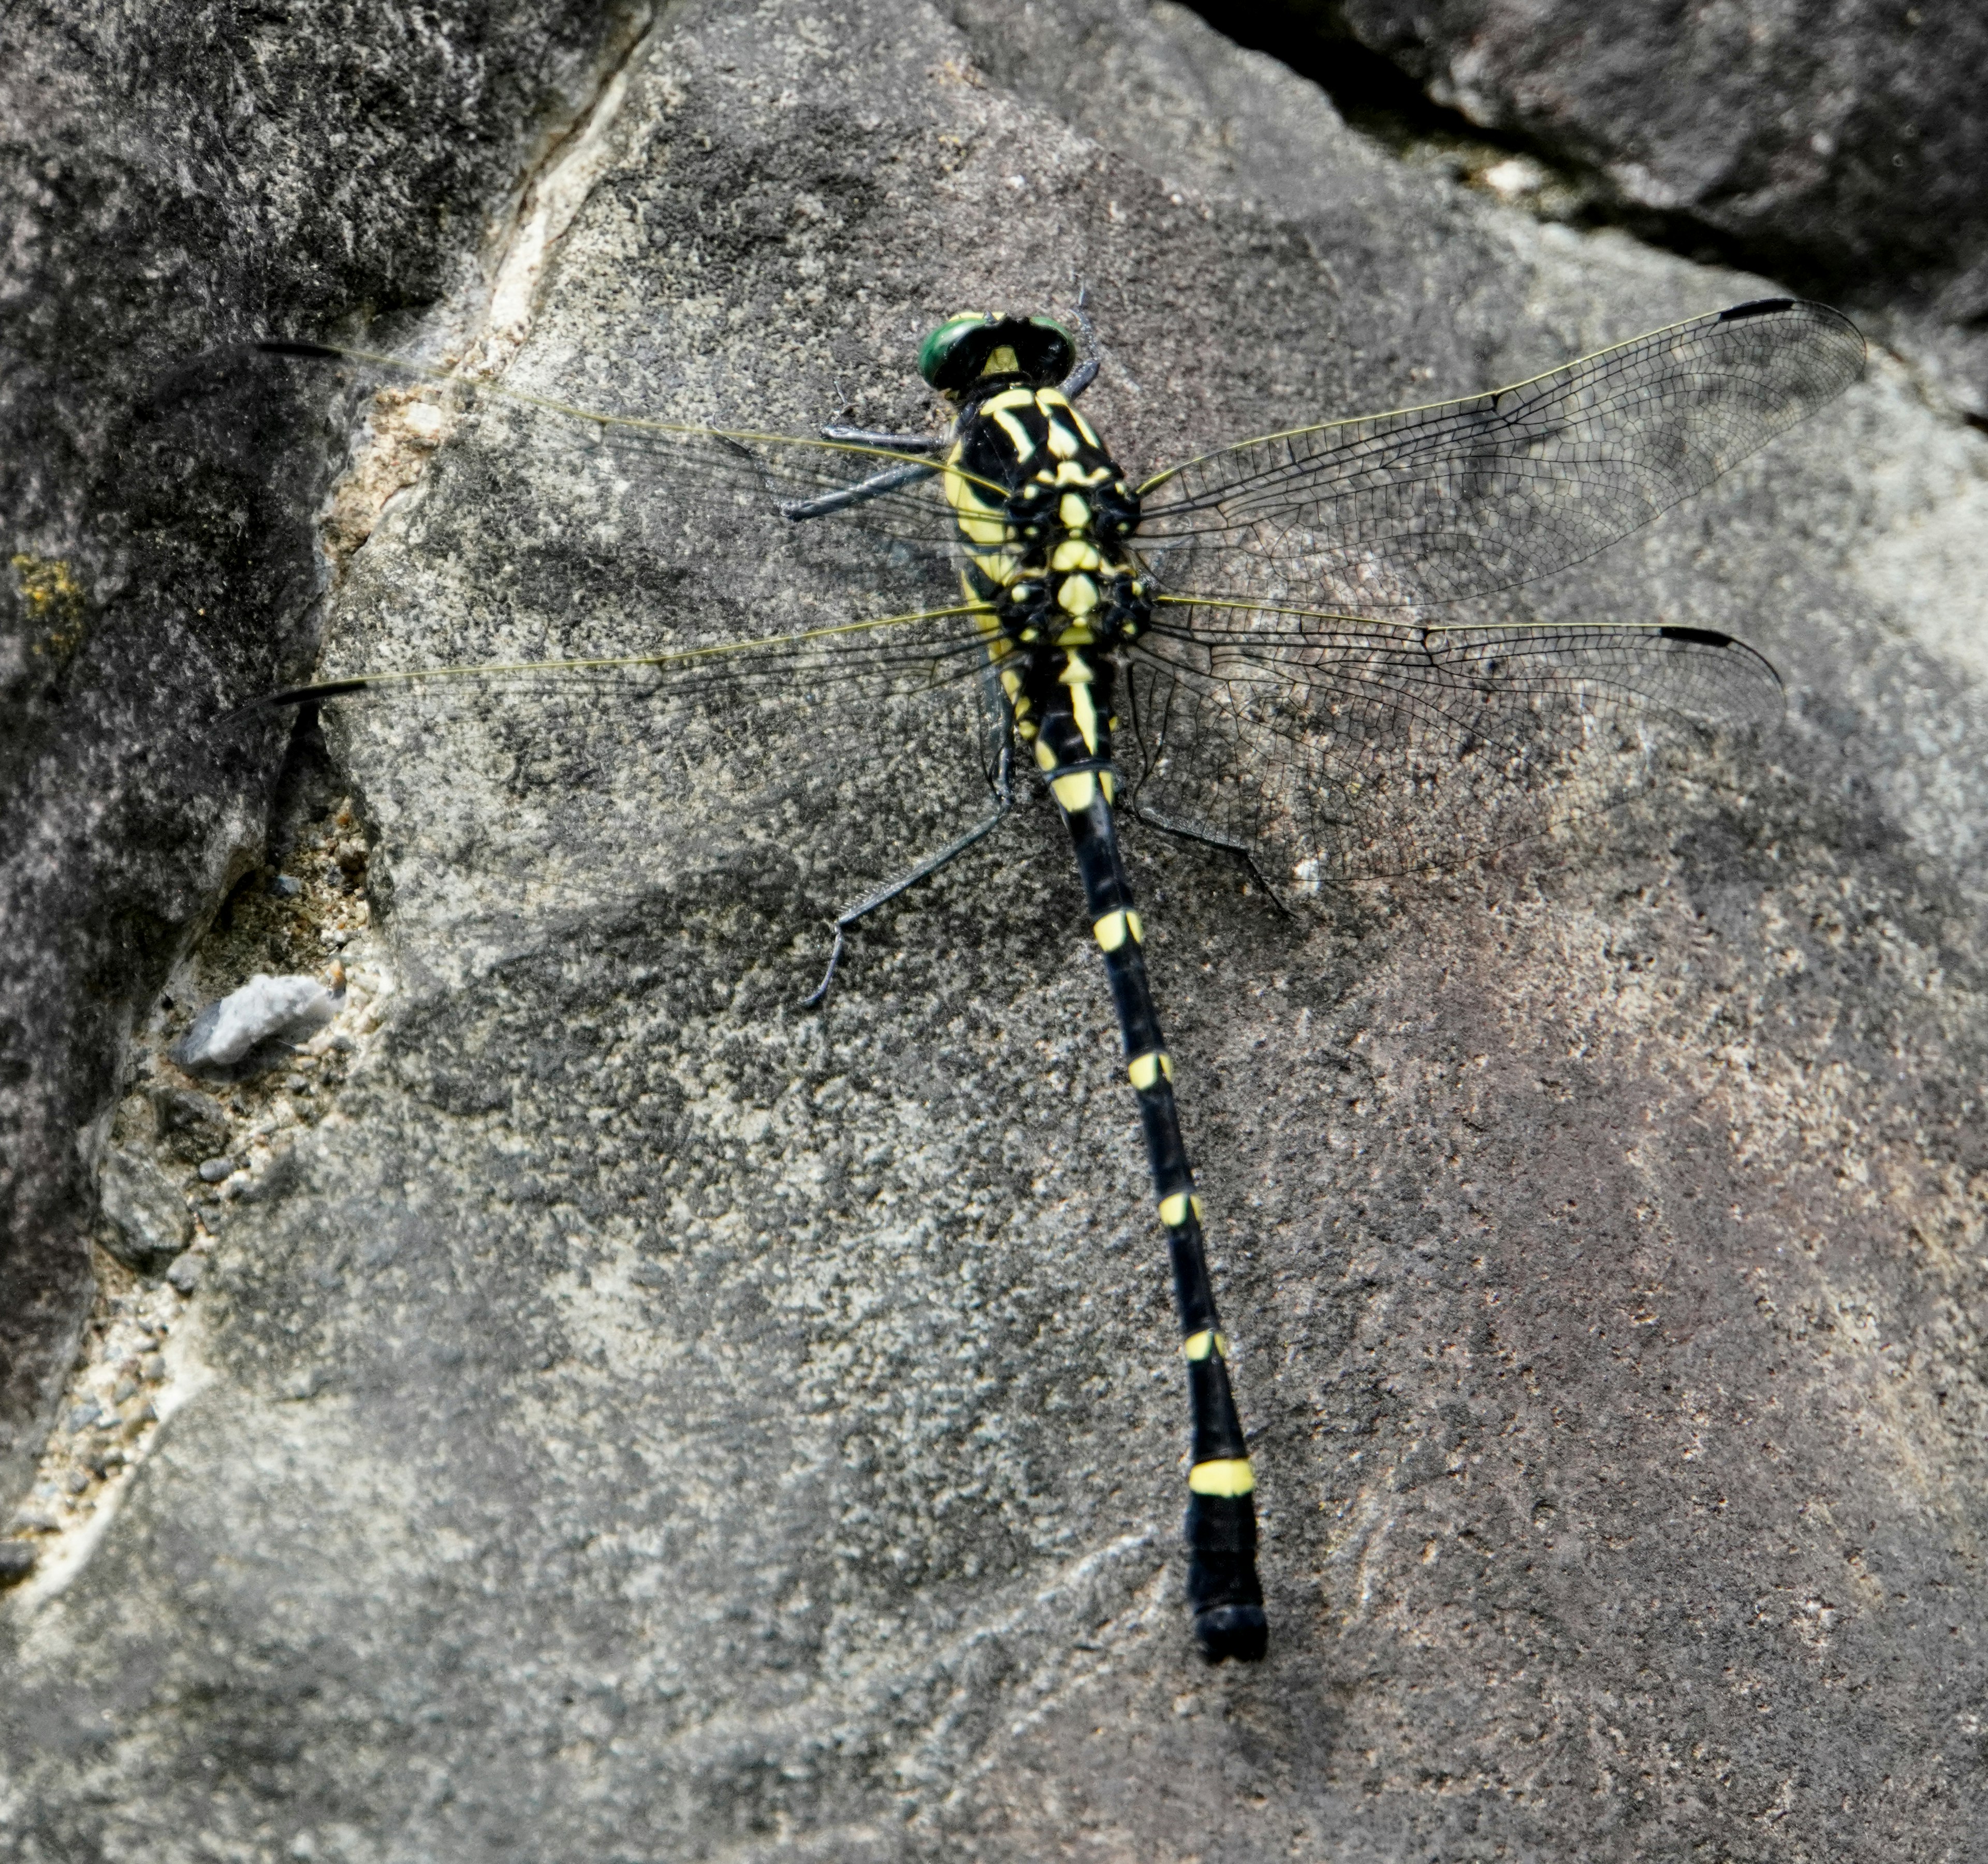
1050 538 1102 572
981 343 1021 376
1159 1191 1191 1227
1188 1458 1255 1497
1059 491 1091 530
1127 1050 1168 1089
1057 573 1100 616
992 406 1036 461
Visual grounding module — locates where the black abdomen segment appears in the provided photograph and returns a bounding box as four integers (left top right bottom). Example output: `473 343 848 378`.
1036 708 1267 1663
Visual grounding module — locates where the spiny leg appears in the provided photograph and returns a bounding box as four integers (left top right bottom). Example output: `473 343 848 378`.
1040 731 1267 1661
1130 801 1298 920
802 741 1016 1008
1060 288 1100 400
817 426 947 451
781 457 940 523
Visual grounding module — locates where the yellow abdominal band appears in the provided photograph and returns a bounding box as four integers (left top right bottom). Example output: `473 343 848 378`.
1092 909 1143 952
1189 1459 1256 1497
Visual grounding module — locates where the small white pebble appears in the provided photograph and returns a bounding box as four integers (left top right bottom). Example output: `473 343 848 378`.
170 974 343 1072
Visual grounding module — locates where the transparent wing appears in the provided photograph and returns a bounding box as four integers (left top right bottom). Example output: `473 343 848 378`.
1121 596 1783 889
246 605 1014 938
251 340 972 573
1136 300 1865 608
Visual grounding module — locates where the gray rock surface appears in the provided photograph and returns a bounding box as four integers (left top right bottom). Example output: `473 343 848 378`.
95 1147 193 1273
5 0 1988 1858
0 0 647 1498
1274 0 1988 413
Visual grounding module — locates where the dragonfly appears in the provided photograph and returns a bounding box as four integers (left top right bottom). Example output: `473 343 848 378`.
238 296 1866 1663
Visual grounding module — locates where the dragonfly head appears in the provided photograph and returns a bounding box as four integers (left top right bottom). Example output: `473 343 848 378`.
918 312 1075 401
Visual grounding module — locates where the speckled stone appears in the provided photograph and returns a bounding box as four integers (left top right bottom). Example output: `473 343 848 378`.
3 2 1985 1859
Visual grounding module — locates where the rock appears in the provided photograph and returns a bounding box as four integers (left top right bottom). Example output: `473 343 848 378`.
96 1148 195 1274
163 1253 204 1296
147 1087 232 1166
169 974 342 1075
0 1542 35 1586
2 2 1985 1859
0 0 652 1502
1276 0 1988 410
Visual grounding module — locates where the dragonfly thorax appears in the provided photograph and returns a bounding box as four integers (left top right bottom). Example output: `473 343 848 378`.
944 384 1151 657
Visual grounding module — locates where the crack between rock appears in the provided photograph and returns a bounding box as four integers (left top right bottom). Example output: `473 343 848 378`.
318 1 659 575
1180 2 1872 313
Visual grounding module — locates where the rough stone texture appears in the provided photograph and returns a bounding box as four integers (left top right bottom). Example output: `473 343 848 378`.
0 0 645 1496
5 0 1987 1858
1275 0 1988 413
96 1147 193 1273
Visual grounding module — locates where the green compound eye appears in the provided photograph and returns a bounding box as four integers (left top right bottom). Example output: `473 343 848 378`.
918 312 1076 396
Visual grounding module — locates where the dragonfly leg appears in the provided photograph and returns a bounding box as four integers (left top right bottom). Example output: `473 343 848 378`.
801 777 1016 1008
1130 803 1297 920
817 425 948 451
781 459 941 523
1060 285 1101 400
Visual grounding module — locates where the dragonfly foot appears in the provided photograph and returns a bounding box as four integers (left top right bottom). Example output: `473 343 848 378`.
800 925 846 1009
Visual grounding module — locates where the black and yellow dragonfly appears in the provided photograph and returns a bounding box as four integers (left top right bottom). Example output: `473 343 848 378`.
239 297 1864 1662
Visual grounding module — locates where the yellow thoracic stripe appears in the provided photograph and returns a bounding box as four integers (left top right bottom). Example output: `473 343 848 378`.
1134 303 1753 496
1188 1458 1255 1497
991 405 1036 460
295 601 996 697
268 337 1015 503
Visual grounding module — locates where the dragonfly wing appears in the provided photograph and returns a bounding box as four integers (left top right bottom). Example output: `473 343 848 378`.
250 342 967 576
1121 600 1782 888
266 608 1012 940
1136 300 1865 608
